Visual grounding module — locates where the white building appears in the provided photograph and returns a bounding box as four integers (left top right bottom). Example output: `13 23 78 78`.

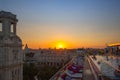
23 45 74 67
0 11 23 80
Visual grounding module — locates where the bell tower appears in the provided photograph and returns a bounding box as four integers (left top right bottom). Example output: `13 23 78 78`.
0 11 23 80
0 11 17 36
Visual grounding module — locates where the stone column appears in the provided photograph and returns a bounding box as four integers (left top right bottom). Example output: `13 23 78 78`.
2 19 11 37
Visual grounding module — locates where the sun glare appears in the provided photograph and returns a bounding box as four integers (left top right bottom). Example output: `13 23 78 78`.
58 44 63 49
56 41 65 49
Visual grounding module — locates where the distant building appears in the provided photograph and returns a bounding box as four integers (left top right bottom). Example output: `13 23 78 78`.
49 48 85 80
107 43 120 56
85 43 120 80
23 45 75 67
0 11 23 80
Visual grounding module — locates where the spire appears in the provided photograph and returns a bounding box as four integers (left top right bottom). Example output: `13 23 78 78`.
25 44 28 50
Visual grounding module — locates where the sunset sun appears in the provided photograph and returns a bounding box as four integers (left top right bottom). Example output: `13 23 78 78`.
56 41 66 49
58 44 63 49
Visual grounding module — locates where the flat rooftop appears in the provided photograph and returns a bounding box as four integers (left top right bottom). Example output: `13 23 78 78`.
89 55 120 79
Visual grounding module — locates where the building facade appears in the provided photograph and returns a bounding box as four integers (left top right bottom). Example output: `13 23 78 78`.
23 45 75 67
0 11 23 80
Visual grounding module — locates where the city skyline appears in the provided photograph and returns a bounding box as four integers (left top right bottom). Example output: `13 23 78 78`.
0 0 120 49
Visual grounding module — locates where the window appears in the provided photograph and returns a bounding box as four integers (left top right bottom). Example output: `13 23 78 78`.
11 24 14 33
119 46 120 50
13 50 18 60
0 74 2 80
0 23 2 31
12 71 14 80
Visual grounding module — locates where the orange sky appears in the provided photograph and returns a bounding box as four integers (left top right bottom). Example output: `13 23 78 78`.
2 0 120 49
21 35 106 49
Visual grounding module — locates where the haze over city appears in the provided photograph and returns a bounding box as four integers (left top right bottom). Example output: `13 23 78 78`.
0 0 120 49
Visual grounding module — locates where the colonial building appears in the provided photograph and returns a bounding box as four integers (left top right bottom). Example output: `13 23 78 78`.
23 44 75 67
0 11 23 80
